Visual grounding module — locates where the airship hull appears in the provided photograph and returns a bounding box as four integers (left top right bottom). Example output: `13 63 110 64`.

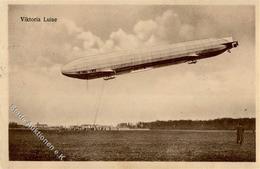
61 37 238 80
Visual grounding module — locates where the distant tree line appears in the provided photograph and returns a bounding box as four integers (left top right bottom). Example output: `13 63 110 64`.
118 118 255 130
10 118 256 130
9 122 26 128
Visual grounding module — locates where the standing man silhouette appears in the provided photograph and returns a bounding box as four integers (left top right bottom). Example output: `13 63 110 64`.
237 122 244 145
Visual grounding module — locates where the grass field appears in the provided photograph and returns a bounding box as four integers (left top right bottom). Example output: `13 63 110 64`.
9 129 255 161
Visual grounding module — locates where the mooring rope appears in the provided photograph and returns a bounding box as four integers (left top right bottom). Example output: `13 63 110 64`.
93 80 106 126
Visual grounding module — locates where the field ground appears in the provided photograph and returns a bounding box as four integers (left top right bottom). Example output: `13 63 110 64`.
9 130 255 161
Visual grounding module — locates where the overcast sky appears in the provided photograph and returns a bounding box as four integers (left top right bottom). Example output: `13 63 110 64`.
9 5 255 126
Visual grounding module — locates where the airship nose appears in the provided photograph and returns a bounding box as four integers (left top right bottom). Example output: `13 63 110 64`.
61 63 72 75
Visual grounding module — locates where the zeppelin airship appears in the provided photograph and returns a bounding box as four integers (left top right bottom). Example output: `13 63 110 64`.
61 37 238 80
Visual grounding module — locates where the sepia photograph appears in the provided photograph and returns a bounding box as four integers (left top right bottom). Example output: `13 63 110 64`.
2 2 258 167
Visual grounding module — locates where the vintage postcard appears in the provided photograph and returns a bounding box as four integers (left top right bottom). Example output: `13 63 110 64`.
0 0 259 169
